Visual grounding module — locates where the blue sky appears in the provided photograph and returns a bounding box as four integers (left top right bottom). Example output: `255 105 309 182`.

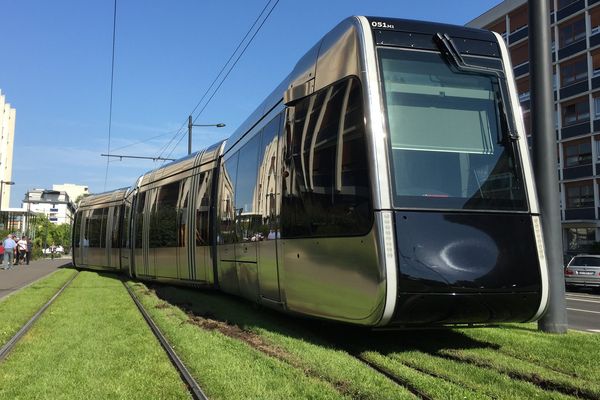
0 0 501 207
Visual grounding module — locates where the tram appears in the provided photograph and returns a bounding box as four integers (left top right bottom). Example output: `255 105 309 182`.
73 16 548 327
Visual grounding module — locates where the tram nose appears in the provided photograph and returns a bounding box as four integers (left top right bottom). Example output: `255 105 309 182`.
395 211 541 293
390 211 543 325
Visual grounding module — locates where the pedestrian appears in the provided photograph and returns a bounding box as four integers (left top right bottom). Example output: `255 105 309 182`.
2 234 16 270
0 242 4 265
26 236 32 265
17 236 28 266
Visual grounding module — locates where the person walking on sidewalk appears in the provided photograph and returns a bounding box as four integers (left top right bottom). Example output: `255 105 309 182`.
26 236 32 265
17 236 28 265
2 234 16 270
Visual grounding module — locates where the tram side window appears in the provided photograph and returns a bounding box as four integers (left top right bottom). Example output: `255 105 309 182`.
88 208 103 247
282 77 372 238
236 133 262 242
111 205 121 248
219 154 239 244
73 212 81 248
179 177 191 248
196 171 213 246
135 192 146 249
99 208 108 248
149 181 179 248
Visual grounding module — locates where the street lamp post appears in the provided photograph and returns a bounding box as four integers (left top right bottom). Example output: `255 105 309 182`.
0 180 15 211
187 115 226 155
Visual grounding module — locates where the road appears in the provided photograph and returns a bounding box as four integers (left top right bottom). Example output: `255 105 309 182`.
566 289 600 333
0 257 71 300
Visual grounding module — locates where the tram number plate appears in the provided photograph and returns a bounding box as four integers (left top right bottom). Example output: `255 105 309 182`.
577 271 595 275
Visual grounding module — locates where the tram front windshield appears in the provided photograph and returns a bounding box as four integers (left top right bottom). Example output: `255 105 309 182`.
378 48 527 211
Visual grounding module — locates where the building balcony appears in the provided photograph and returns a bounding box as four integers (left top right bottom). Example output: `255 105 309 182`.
556 0 585 22
513 62 529 77
563 164 593 179
565 207 595 220
509 26 528 43
558 39 587 60
559 80 589 99
562 120 591 139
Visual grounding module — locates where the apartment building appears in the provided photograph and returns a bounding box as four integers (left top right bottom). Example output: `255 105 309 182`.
23 189 75 225
468 0 600 255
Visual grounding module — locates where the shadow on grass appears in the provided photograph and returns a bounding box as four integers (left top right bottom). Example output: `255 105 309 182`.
148 283 498 359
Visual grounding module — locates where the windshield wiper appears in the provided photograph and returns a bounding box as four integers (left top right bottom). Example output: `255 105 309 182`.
434 32 519 142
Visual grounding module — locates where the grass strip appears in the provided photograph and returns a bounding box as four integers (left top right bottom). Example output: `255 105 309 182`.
388 350 574 400
137 284 427 400
458 324 600 381
0 268 76 346
0 271 191 400
128 282 350 400
438 347 600 399
127 286 414 399
359 351 481 399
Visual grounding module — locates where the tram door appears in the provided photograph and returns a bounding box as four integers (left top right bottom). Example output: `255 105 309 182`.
81 210 90 266
255 116 281 302
177 177 192 281
194 170 212 283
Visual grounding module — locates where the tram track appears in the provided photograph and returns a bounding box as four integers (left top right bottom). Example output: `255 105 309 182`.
0 270 80 361
122 281 209 400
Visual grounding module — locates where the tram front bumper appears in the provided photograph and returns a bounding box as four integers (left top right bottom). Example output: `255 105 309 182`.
390 211 543 325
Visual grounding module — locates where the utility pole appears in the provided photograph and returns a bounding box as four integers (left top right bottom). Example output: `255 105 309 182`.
529 0 568 333
187 115 226 155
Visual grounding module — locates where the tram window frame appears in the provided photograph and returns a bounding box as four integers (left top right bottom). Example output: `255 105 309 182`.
219 153 239 244
281 76 373 238
149 181 180 248
134 192 146 249
196 171 213 246
378 47 528 212
73 212 81 248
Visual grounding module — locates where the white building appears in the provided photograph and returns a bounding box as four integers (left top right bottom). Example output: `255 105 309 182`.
52 183 89 204
23 189 75 225
0 90 16 210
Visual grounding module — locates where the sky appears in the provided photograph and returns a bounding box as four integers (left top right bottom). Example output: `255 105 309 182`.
0 0 502 207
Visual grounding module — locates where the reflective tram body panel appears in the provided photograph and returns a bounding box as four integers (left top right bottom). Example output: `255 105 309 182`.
72 15 548 328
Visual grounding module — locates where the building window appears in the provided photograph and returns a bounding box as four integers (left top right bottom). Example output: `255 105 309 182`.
564 139 592 167
566 182 594 208
594 96 600 118
567 228 596 251
562 97 590 125
509 5 528 33
591 6 600 35
510 42 529 67
559 17 586 48
560 56 587 87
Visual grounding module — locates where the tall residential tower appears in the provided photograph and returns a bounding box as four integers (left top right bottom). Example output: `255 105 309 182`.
0 90 16 210
468 0 600 256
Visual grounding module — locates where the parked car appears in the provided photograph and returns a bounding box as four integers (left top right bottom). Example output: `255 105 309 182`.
564 254 600 291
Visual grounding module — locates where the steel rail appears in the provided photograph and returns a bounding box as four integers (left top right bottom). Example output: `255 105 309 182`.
122 281 208 400
0 270 80 361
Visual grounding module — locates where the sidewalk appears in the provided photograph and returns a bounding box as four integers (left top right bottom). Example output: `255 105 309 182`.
0 256 72 300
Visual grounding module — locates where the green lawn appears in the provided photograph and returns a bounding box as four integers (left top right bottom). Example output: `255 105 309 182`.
2 270 598 400
0 268 77 347
0 271 190 400
132 283 600 400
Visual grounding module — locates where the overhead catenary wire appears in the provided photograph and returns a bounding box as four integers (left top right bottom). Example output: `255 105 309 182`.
157 0 281 161
103 0 118 191
155 0 273 160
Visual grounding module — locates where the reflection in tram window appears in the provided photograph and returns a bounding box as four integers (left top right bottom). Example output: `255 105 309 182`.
282 77 372 238
178 178 191 247
257 115 281 240
111 206 120 248
378 48 527 211
88 208 103 248
196 171 213 246
149 181 180 248
236 134 261 242
134 192 146 249
73 212 81 248
99 208 108 248
219 154 238 244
